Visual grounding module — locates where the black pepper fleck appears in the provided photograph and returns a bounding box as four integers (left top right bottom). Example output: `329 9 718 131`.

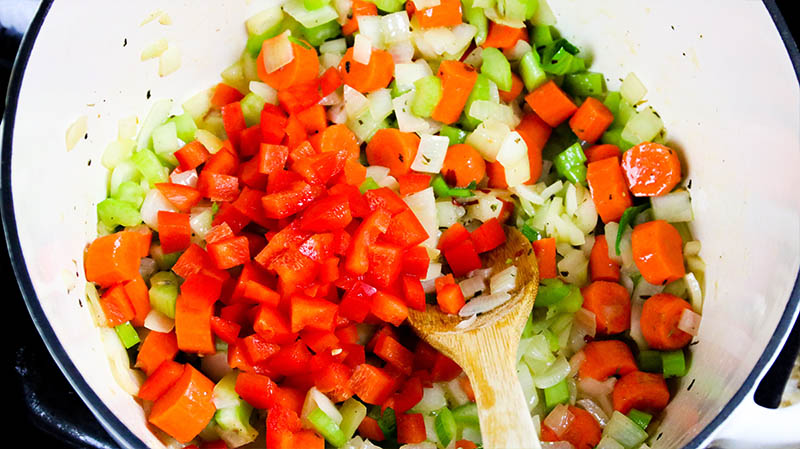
345 61 351 73
398 154 404 162
84 133 88 139
687 378 696 391
123 38 127 47
146 90 151 99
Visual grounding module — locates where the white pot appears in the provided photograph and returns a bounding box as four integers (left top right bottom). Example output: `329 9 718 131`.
2 1 799 448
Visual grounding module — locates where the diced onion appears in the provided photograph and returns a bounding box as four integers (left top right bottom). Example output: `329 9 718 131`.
394 61 433 92
557 248 588 285
190 207 215 238
194 129 223 154
622 106 664 146
490 266 517 295
436 200 465 228
459 275 486 299
388 41 415 64
684 240 701 257
328 102 347 124
353 34 373 65
541 443 576 449
357 16 384 48
404 187 438 249
422 27 455 56
678 308 702 336
455 314 478 330
182 89 212 121
320 38 347 55
496 132 530 186
412 0 440 8
576 398 609 427
144 309 175 333
568 350 586 377
102 328 145 395
246 7 284 35
459 292 512 316
505 39 532 61
469 100 517 127
158 44 181 77
543 404 574 438
139 257 158 281
569 308 596 351
465 191 504 223
102 139 135 169
541 180 563 200
344 84 370 119
620 72 647 104
532 355 570 389
170 168 198 187
65 115 88 151
321 51 343 70
484 7 525 28
283 0 339 27
320 90 343 106
463 46 483 67
443 376 471 407
141 38 168 60
651 189 693 222
445 23 477 56
368 88 393 122
511 184 545 206
411 384 448 413
685 272 703 312
200 351 232 383
603 411 648 448
411 134 450 174
333 0 352 24
141 189 177 230
381 11 411 44
301 387 344 426
466 119 511 162
393 92 431 133
249 81 278 105
261 31 295 74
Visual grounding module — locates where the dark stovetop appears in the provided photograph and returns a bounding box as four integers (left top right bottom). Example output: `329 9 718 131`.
2 3 798 449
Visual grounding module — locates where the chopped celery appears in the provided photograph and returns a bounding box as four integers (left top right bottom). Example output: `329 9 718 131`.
627 409 652 430
452 403 479 427
245 23 283 58
215 403 259 448
168 112 198 143
97 198 142 228
434 407 457 448
431 175 452 198
304 0 330 10
524 0 539 19
542 328 559 352
101 139 136 170
112 180 146 208
616 205 649 254
240 92 266 128
604 91 622 116
307 408 347 447
637 350 662 373
150 243 180 270
520 223 542 242
614 98 638 128
213 372 241 409
661 349 687 378
110 160 142 197
553 142 587 184
481 47 512 92
499 0 528 21
603 412 648 449
301 20 341 47
519 50 547 91
114 322 140 348
390 79 410 98
359 177 381 193
149 271 179 318
564 72 606 98
543 378 569 408
542 47 585 76
531 25 553 46
282 0 338 28
601 127 635 151
460 74 493 130
131 149 169 186
621 107 664 145
338 398 367 440
152 121 179 158
136 99 173 151
535 279 571 307
411 76 443 118
440 125 468 146
369 0 405 12
462 0 488 46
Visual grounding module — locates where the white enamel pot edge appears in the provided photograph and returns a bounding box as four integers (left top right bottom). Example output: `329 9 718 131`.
1 1 799 449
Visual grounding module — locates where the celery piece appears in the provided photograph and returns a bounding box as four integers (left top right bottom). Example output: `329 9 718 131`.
462 0 488 45
535 279 571 308
542 328 559 352
338 398 367 440
370 0 405 12
216 339 228 352
373 406 396 439
661 349 687 378
152 121 179 157
245 22 283 58
499 0 527 21
553 285 583 313
519 50 547 91
240 92 266 128
114 322 140 348
304 0 330 10
150 243 180 270
601 127 635 151
637 350 662 373
434 407 457 448
359 177 381 194
460 74 492 130
543 379 569 408
302 20 341 47
616 205 648 254
553 142 587 184
215 403 259 448
168 113 198 143
531 25 553 46
614 98 637 128
621 107 664 145
604 91 622 116
481 47 512 92
440 125 468 146
112 180 146 208
411 76 443 118
452 403 479 427
149 271 179 318
520 223 542 242
627 409 652 430
308 408 347 447
97 198 142 228
603 412 648 449
131 148 169 186
564 72 606 98
542 47 582 76
102 139 136 170
390 80 410 99
214 372 241 409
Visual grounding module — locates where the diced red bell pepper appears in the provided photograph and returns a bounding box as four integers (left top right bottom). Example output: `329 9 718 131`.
175 273 223 354
443 239 482 277
371 291 409 326
358 416 385 441
318 256 340 283
436 283 465 315
298 194 353 232
290 294 338 333
100 284 135 327
397 413 427 444
431 352 463 381
329 183 372 218
346 208 392 275
211 83 244 108
204 143 239 175
240 280 280 307
261 181 324 219
237 157 268 191
401 274 426 311
205 223 235 245
342 343 366 368
470 217 507 253
231 187 273 229
392 377 425 414
221 102 246 148
175 140 211 171
397 173 432 197
297 233 335 263
123 274 150 327
284 114 309 149
292 150 348 186
350 364 398 405
157 211 192 254
155 183 202 213
260 104 288 144
365 242 404 289
137 360 185 402
212 203 251 234
301 329 340 353
258 143 289 175
383 209 429 248
373 333 414 374
206 236 250 270
209 316 241 344
254 221 311 269
236 371 280 410
288 139 317 165
172 244 211 279
338 281 378 323
438 222 471 251
271 248 320 287
242 333 280 364
197 171 239 202
253 306 297 344
402 246 430 278
315 361 354 402
364 187 409 215
238 125 263 158
268 340 313 377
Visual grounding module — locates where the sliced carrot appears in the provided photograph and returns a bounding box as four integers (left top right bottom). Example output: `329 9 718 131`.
569 97 615 144
342 0 377 35
631 220 685 285
319 123 360 160
516 113 552 184
541 405 602 449
415 0 463 29
148 365 216 443
612 371 670 415
123 274 151 327
138 360 185 402
339 47 395 94
586 156 633 223
589 236 621 282
579 340 637 381
584 144 621 164
296 104 328 135
135 331 179 376
499 72 524 103
532 237 557 279
581 281 631 335
482 22 526 50
441 143 486 187
621 142 682 197
640 293 693 350
84 231 142 288
365 128 420 177
431 60 479 124
524 80 578 127
486 161 508 188
257 40 319 90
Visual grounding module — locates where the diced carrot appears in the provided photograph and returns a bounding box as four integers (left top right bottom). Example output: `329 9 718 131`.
516 113 552 185
569 97 615 144
584 144 621 163
631 220 685 285
589 236 621 282
524 80 578 127
415 0 463 29
586 156 633 223
135 331 179 376
148 365 216 443
579 340 637 381
441 143 486 187
397 173 433 197
99 284 135 328
138 360 185 402
482 21 526 50
296 104 328 134
371 291 409 326
319 123 361 160
431 60 479 124
612 371 670 415
123 274 151 327
541 405 602 449
175 273 223 354
499 72 524 103
532 237 557 279
84 232 142 288
257 40 319 90
640 293 693 350
437 283 465 315
339 47 395 93
621 142 682 197
486 161 508 189
125 225 153 258
342 0 377 35
350 364 397 405
365 128 420 177
581 281 631 335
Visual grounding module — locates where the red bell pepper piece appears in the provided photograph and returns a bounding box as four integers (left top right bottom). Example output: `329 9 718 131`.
157 211 192 254
402 246 430 278
175 273 223 354
278 79 322 115
258 143 289 175
172 244 211 279
437 222 471 251
123 274 150 327
221 101 246 147
209 316 241 344
292 150 348 186
211 83 243 108
371 291 409 326
242 333 280 364
373 332 414 374
236 371 280 409
358 416 385 441
254 221 311 269
401 274 426 311
290 294 338 333
436 283 465 315
296 104 328 134
238 125 263 158
268 340 313 376
443 239 482 277
175 140 211 171
212 203 251 233
260 104 288 144
297 233 335 263
329 183 371 218
397 173 432 197
383 209 429 248
350 364 398 405
470 217 507 253
206 236 250 270
364 187 409 215
261 181 325 219
397 413 427 444
431 352 463 381
100 284 135 327
298 194 353 232
314 361 354 402
284 115 309 149
391 377 425 414
265 404 302 449
271 247 320 286
154 183 202 213
346 208 392 275
365 242 404 289
338 281 378 323
253 306 297 344
197 171 239 202
320 67 343 97
237 157 268 191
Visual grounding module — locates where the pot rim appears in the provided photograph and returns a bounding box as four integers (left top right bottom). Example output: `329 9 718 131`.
1 1 797 448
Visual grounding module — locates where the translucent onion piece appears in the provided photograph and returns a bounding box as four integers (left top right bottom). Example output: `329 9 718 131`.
194 129 223 153
170 168 198 187
403 187 438 249
651 188 693 222
568 350 586 377
490 265 517 295
200 351 232 383
381 11 411 44
576 398 609 427
190 206 215 238
144 309 175 333
532 355 570 389
368 88 393 122
541 443 576 449
344 84 370 119
678 308 702 336
459 275 486 299
141 38 168 60
65 115 88 151
101 328 144 396
455 314 478 330
319 89 343 106
139 257 158 282
543 404 575 438
620 72 647 104
684 240 702 257
685 272 703 312
320 38 347 55
411 134 450 174
353 34 373 65
357 16 384 48
158 45 181 77
261 31 294 74
459 292 512 316
141 189 177 230
249 81 278 105
388 41 415 64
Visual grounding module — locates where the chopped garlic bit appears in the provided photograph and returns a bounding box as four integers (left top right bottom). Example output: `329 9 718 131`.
140 9 165 26
141 38 168 61
158 12 172 25
158 44 181 77
65 115 88 151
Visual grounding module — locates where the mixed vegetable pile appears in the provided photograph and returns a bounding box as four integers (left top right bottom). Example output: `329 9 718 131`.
82 1 706 448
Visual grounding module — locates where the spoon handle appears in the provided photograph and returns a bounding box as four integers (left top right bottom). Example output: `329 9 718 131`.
461 339 541 449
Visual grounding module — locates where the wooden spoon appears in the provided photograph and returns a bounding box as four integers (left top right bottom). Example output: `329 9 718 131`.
408 227 541 449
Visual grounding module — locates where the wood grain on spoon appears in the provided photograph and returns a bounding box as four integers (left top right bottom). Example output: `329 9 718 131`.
408 227 541 449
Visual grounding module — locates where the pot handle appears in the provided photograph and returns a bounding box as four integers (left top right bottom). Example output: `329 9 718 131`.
710 313 800 448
